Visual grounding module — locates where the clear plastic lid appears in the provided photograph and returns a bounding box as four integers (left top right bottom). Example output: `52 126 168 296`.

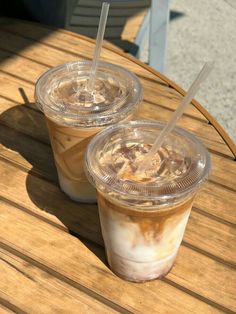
85 120 211 202
35 61 142 127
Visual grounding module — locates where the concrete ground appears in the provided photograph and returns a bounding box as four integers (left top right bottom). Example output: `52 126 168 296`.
165 0 236 143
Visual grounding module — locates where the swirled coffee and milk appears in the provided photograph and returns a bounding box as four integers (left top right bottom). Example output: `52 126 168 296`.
35 61 142 202
85 121 211 282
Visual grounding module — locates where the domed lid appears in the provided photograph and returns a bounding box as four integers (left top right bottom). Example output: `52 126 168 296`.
35 61 142 127
85 120 211 203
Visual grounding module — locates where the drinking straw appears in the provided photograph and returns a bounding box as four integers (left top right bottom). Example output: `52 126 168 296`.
87 2 110 91
137 62 214 174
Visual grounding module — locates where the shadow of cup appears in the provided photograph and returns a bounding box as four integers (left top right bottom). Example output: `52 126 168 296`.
0 101 106 264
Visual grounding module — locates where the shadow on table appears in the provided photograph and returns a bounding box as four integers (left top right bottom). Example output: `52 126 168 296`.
0 3 185 67
0 17 57 67
0 99 107 266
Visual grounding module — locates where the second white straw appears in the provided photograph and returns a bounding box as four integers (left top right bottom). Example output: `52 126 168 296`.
87 2 110 91
137 62 214 174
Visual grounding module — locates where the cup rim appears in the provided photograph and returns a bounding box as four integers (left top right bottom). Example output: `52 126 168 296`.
35 60 143 127
85 120 211 202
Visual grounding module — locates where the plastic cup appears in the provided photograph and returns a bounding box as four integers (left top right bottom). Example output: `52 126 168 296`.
85 120 211 282
35 60 142 203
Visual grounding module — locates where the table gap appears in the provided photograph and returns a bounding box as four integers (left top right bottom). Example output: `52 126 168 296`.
192 205 235 228
0 64 208 126
143 99 209 124
0 296 27 314
0 238 230 314
0 97 233 161
0 69 35 86
0 19 234 314
0 120 235 193
0 47 53 69
1 133 235 203
0 241 132 314
0 29 87 60
0 187 234 270
162 278 234 314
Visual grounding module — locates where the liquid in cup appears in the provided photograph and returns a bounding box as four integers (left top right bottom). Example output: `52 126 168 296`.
85 120 211 282
35 61 142 202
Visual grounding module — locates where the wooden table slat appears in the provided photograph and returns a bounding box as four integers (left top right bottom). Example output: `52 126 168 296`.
0 125 236 222
0 18 235 157
0 201 231 314
0 158 235 278
0 18 235 313
0 28 157 82
0 301 18 314
140 101 233 158
185 211 235 266
0 74 233 161
0 19 157 79
140 78 208 122
195 183 236 224
0 45 207 122
210 155 236 191
0 23 234 159
0 43 206 123
0 248 118 314
1 98 235 192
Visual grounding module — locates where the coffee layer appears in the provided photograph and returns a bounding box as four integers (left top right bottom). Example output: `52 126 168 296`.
46 117 100 202
97 192 194 282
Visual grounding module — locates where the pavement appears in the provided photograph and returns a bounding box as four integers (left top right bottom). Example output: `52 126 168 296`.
142 0 236 143
167 0 236 143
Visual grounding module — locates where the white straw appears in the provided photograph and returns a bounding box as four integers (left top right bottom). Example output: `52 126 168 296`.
137 62 214 174
87 2 110 91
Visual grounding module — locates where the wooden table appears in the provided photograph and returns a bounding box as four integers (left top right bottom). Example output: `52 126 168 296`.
0 18 235 314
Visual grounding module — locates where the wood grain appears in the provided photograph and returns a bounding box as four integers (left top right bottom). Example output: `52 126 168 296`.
0 118 235 220
185 211 236 266
0 157 234 270
0 20 234 159
194 183 236 224
0 26 154 80
0 72 233 161
0 304 14 314
140 77 208 122
0 46 206 123
140 101 232 158
1 18 235 158
0 123 56 181
0 132 234 258
1 97 235 193
0 43 209 135
210 154 236 191
0 19 235 313
0 248 119 314
0 201 227 313
0 119 235 230
0 97 49 145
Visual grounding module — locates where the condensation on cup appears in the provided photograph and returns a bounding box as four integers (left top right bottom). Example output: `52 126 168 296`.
35 61 143 203
85 120 211 282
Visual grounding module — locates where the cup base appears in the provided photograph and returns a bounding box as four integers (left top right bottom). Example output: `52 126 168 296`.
106 250 177 283
112 264 174 283
57 171 97 204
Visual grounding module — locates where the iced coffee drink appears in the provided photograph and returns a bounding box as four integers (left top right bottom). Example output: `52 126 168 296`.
85 120 211 282
35 61 142 202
